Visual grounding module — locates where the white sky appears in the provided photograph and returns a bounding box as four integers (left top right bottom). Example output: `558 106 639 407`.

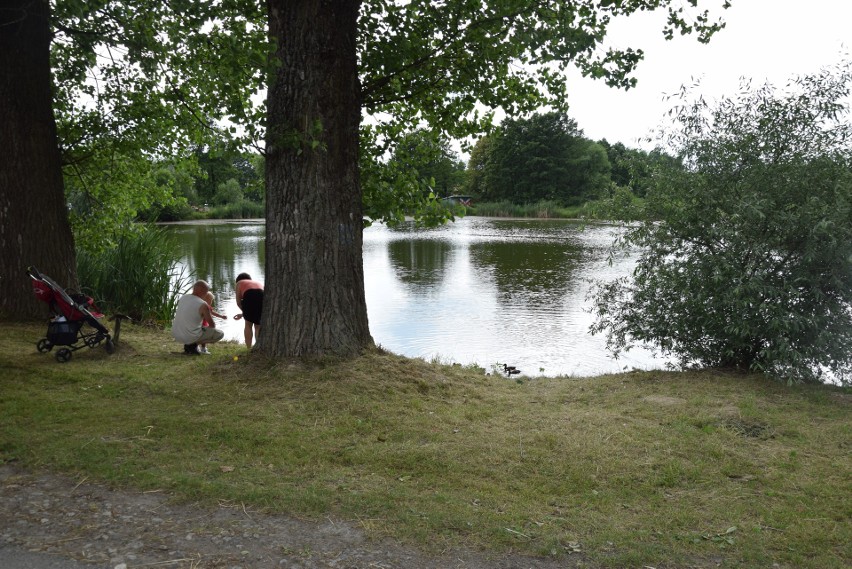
562 0 850 148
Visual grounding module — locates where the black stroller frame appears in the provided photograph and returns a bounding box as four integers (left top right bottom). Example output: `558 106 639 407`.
28 266 115 363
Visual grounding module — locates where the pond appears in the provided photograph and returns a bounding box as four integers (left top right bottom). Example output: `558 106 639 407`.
166 218 668 377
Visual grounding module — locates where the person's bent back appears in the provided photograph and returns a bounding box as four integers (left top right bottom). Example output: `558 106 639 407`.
235 272 264 349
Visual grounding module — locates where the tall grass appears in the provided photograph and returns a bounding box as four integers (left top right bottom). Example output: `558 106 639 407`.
469 200 588 218
77 226 191 324
207 199 264 219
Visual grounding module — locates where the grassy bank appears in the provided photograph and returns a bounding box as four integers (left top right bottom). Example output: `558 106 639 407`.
1 322 849 568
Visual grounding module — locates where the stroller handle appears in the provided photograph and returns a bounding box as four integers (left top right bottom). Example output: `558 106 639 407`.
27 266 44 280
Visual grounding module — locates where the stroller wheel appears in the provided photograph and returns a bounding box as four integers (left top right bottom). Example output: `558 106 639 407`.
37 338 53 353
55 348 72 363
104 339 116 354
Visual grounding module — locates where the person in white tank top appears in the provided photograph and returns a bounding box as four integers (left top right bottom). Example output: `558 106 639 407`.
172 280 225 355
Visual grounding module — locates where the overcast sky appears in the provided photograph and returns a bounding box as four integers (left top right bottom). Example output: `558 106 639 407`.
562 0 851 148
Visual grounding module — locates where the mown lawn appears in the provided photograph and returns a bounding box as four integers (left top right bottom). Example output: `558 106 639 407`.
1 322 849 568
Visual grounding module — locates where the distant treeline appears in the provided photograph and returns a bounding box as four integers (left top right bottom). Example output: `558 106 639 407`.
80 111 669 231
380 111 677 217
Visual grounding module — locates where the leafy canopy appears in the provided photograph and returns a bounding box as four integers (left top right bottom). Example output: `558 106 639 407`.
357 0 731 222
48 0 731 232
51 0 267 248
590 61 852 384
359 0 730 138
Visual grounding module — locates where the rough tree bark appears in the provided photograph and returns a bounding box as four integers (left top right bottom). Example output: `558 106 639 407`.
0 0 77 320
263 0 373 356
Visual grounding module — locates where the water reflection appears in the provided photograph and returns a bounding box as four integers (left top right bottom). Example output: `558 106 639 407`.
387 239 454 290
469 240 581 308
167 218 666 377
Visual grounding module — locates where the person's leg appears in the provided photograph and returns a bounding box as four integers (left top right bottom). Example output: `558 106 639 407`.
244 320 253 348
197 327 225 353
252 324 261 349
242 290 262 348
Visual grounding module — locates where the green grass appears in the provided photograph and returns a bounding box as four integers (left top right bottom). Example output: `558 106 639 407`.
467 200 589 219
206 199 265 219
1 322 849 568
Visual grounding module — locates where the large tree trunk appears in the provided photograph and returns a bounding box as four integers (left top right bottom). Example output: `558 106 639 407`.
0 0 77 321
263 0 373 356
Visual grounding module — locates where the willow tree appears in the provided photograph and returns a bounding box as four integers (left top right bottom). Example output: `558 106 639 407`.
262 0 731 357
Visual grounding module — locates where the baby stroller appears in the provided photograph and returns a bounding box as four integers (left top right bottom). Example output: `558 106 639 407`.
28 266 115 363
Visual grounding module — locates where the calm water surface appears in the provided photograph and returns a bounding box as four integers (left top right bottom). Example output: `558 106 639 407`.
167 218 667 377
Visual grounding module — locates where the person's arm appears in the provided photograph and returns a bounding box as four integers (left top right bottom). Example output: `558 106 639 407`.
235 284 244 310
210 308 227 319
199 302 215 327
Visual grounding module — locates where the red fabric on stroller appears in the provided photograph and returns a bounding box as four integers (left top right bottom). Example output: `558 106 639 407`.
31 275 104 320
27 266 114 362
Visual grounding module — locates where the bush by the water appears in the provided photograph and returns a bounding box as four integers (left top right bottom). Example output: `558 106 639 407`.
591 63 852 384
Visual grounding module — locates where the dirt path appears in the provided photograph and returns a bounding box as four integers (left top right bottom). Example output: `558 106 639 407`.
0 464 577 569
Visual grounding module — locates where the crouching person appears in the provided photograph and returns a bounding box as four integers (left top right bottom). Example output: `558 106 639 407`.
172 280 225 355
